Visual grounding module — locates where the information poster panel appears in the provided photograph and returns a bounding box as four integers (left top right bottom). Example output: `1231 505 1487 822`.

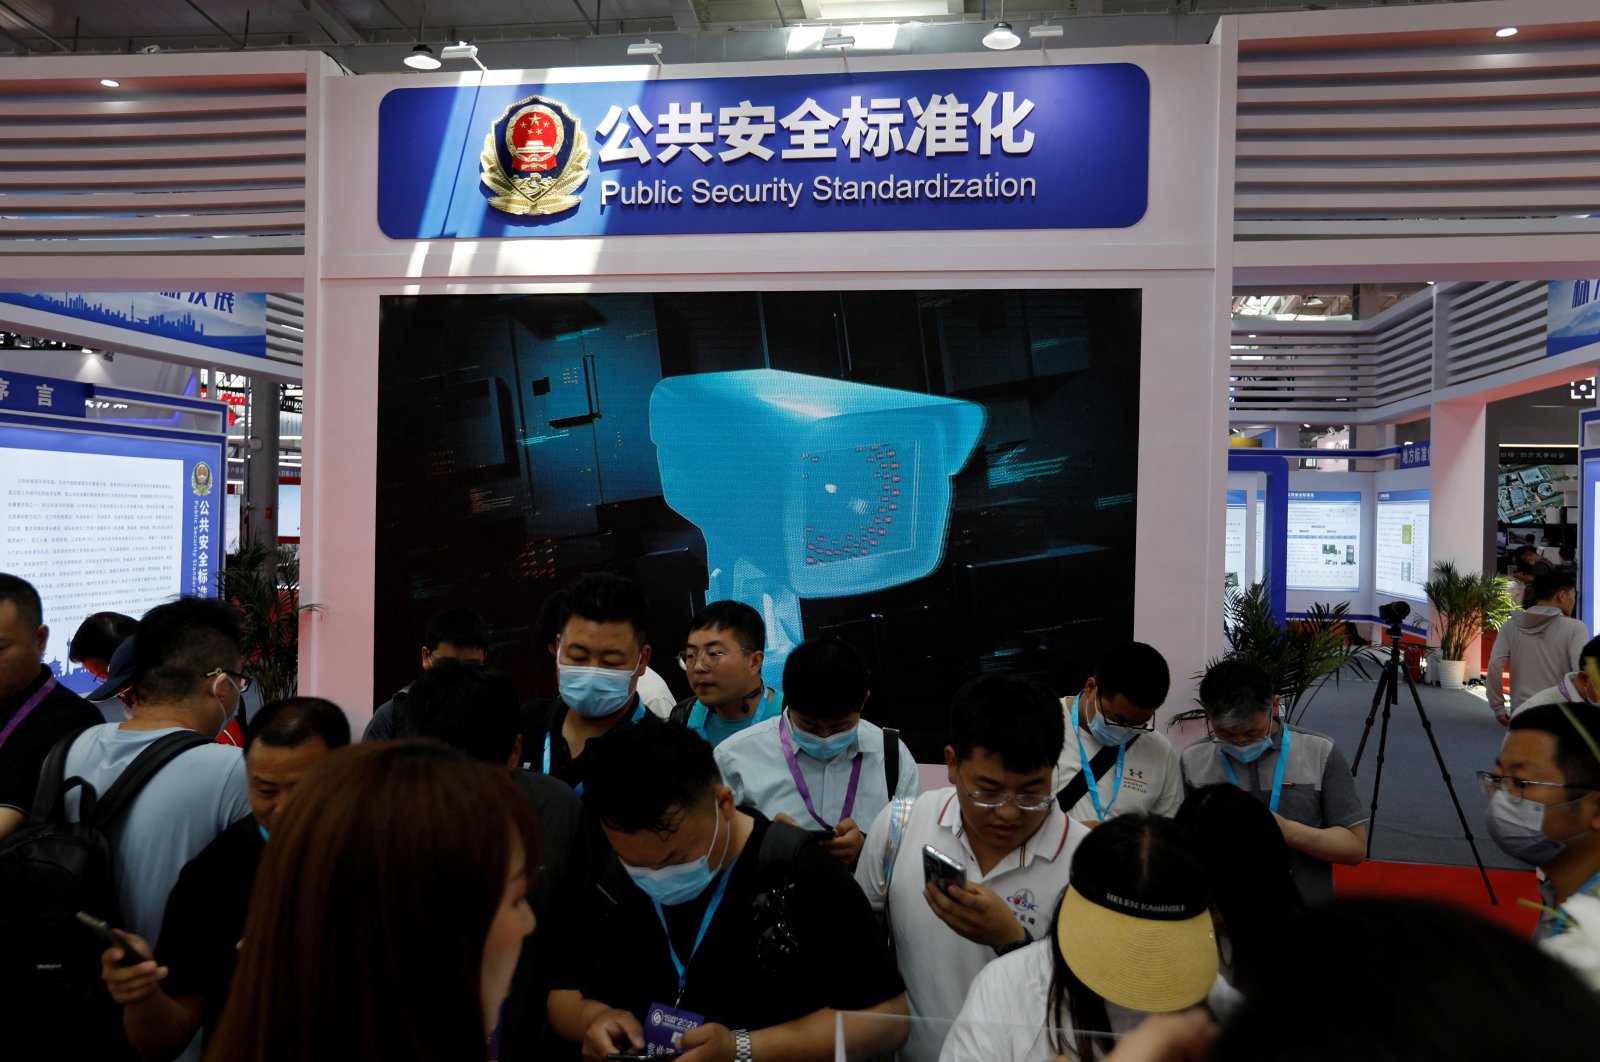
0 421 223 695
1254 491 1265 586
1376 489 1430 602
1286 490 1361 592
1225 489 1246 590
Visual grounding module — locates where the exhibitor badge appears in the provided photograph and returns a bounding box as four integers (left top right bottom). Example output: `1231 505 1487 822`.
481 95 591 217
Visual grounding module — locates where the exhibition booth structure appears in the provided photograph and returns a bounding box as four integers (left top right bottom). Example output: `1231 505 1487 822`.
1 0 1598 735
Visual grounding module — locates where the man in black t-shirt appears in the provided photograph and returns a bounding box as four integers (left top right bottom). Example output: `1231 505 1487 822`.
0 574 102 841
548 720 908 1062
98 697 350 1061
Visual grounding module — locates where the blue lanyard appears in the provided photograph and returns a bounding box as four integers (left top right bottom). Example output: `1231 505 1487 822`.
651 862 736 1006
1220 724 1292 814
544 701 646 795
1069 694 1124 821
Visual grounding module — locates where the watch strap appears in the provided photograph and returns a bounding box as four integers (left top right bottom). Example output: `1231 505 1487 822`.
733 1028 754 1062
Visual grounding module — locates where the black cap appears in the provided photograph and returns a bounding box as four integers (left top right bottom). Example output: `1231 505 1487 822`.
86 638 135 704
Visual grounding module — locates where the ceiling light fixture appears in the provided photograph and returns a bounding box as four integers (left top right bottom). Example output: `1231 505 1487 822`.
984 0 1020 50
405 44 441 70
1029 24 1063 46
821 33 855 49
441 42 488 71
99 78 120 87
627 39 664 66
1496 27 1518 38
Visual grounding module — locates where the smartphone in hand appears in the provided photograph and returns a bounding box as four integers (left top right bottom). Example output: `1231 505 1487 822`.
75 911 146 967
922 844 967 895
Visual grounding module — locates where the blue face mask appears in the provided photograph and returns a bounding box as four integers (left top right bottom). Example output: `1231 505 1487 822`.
625 810 728 906
258 824 270 842
789 717 859 760
1220 734 1276 764
558 658 638 720
1087 711 1140 748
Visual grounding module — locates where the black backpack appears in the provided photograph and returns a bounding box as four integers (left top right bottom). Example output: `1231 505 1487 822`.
0 729 210 1022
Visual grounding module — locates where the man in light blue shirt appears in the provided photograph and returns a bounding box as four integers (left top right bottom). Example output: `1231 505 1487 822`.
667 600 784 748
63 598 252 949
715 637 919 867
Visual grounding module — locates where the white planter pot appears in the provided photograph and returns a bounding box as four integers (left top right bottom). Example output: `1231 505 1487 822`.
1437 658 1467 689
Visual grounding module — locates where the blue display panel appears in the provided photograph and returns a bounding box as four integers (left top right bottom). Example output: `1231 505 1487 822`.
0 418 224 695
1375 488 1430 602
376 63 1150 239
1285 490 1362 592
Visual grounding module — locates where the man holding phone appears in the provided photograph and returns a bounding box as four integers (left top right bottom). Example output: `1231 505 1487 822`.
548 719 909 1062
715 637 920 867
855 674 1086 1062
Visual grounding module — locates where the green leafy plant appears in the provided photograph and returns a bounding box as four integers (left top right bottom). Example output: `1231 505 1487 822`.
1171 582 1371 729
1422 560 1517 662
217 537 319 704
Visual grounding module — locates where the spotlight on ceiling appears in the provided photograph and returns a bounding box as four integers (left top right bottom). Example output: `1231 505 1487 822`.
1496 26 1518 38
404 44 442 70
99 78 120 87
821 33 855 49
627 38 663 55
1028 24 1063 39
441 41 487 71
983 21 1020 50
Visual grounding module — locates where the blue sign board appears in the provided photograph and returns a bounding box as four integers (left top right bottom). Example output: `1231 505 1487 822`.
377 63 1150 239
0 369 89 417
1398 440 1431 469
0 291 267 358
1549 279 1600 358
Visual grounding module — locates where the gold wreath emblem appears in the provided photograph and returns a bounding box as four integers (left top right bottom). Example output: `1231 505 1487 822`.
481 95 591 217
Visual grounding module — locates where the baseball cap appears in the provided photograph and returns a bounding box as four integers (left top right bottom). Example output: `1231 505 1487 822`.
1056 818 1220 1013
86 638 135 704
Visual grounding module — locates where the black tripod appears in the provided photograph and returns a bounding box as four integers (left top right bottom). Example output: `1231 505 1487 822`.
1350 611 1498 904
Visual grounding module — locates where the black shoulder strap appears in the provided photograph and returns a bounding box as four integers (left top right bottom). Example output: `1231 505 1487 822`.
758 818 813 868
94 731 213 827
882 728 901 799
667 695 697 727
29 731 84 823
1056 736 1138 813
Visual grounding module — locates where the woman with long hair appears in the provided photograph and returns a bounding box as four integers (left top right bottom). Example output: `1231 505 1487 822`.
204 741 540 1062
939 815 1218 1062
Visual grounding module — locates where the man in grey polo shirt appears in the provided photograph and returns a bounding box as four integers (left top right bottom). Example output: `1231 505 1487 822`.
1179 659 1366 905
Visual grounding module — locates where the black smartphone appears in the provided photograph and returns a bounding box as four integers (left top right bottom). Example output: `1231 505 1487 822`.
607 1054 678 1061
810 828 836 843
922 844 967 894
74 911 145 967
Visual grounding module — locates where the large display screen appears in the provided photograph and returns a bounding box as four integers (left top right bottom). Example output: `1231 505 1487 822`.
376 290 1142 756
1285 490 1362 592
1376 489 1430 602
0 420 223 695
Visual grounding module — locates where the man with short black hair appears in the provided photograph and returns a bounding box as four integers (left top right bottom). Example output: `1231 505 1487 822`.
362 606 490 740
68 611 138 682
1488 571 1588 725
397 661 590 1061
1482 702 1600 941
520 573 655 792
0 573 102 841
668 600 784 747
99 697 349 1062
62 597 254 946
1053 641 1183 825
1520 636 1600 713
535 590 675 720
715 637 919 867
856 674 1085 1062
1180 658 1366 905
549 719 908 1062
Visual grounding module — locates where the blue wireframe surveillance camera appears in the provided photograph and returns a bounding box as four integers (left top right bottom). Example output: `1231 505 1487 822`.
649 369 986 684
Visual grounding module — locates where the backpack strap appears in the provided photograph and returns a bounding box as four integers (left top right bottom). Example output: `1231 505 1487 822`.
882 728 901 800
1056 736 1137 814
29 731 88 824
93 731 212 828
667 695 697 728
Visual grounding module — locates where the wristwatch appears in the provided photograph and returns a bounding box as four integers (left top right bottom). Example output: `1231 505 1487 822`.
733 1029 754 1062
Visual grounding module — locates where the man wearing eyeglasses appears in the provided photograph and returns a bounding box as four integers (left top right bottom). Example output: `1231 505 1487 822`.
1481 701 1600 940
1052 642 1183 826
59 597 253 950
666 601 784 749
855 674 1085 1062
1180 659 1366 906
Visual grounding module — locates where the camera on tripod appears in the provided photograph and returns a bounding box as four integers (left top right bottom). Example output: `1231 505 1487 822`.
1377 600 1410 625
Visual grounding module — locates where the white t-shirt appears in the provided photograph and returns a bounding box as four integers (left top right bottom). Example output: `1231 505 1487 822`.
1051 696 1183 824
636 666 677 720
856 788 1087 1062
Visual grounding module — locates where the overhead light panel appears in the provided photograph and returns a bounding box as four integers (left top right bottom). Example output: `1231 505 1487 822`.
821 33 855 49
1496 26 1518 38
405 44 441 70
441 41 487 71
627 39 663 55
99 78 120 87
1028 24 1062 38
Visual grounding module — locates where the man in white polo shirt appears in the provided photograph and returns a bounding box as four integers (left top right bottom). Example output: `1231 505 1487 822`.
856 674 1086 1062
1054 641 1184 825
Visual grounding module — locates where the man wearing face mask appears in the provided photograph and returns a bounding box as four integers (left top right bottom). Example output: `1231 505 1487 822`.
549 720 909 1062
1180 659 1366 906
714 637 919 867
59 598 254 948
1481 701 1600 940
1052 642 1183 826
520 573 655 794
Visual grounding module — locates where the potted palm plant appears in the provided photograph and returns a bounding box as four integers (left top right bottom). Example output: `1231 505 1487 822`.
1422 560 1517 689
218 537 319 704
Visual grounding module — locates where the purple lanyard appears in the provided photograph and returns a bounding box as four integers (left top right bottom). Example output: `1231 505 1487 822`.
778 715 863 831
0 676 57 752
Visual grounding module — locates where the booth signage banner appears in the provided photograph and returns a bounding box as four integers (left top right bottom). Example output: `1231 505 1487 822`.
0 370 89 417
1548 280 1600 358
1398 440 1431 469
0 292 268 358
376 63 1150 239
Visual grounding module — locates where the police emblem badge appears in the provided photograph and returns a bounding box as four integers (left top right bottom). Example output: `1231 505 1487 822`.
481 95 591 217
191 461 214 497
